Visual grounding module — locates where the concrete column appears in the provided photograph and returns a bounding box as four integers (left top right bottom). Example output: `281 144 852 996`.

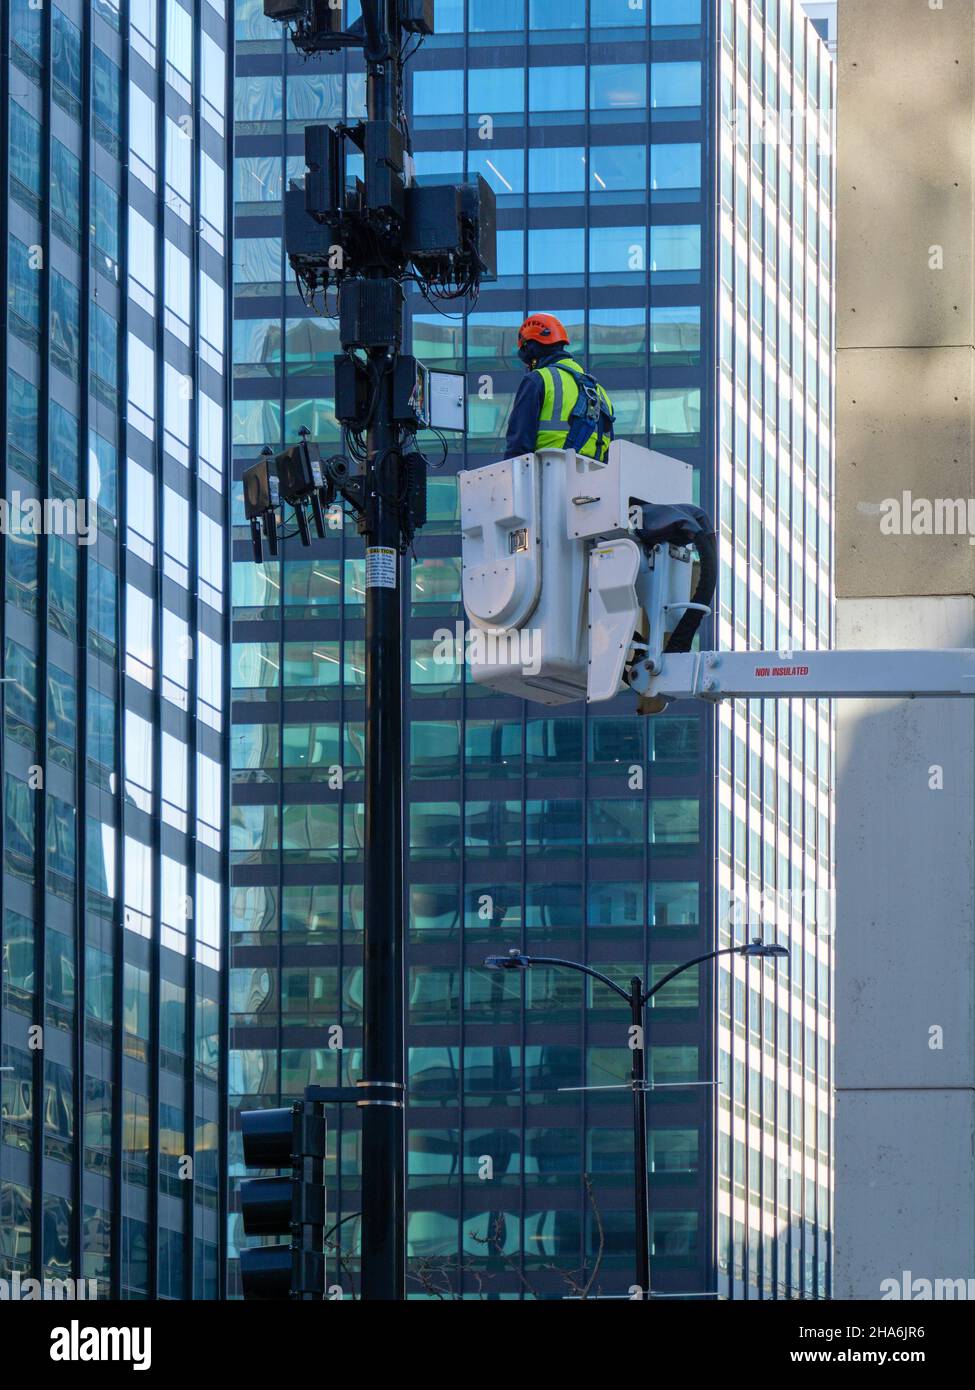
835 0 975 1299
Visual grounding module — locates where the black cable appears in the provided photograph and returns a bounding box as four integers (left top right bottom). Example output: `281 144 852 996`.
426 427 450 469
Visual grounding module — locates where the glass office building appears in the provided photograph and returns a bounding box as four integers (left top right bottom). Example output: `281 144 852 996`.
230 0 834 1299
1 0 231 1297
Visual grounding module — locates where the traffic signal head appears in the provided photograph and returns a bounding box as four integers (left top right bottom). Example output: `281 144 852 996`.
243 454 279 523
275 438 324 507
238 1103 328 1301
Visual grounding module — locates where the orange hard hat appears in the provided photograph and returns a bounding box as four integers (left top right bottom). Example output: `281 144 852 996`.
518 313 570 349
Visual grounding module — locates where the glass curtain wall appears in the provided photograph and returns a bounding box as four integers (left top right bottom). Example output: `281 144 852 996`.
0 0 230 1299
230 0 832 1301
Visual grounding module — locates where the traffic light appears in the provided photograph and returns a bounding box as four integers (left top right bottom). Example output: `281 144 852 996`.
238 1100 327 1300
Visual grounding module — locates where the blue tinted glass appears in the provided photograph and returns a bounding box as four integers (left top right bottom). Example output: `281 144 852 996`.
7 371 39 465
429 0 463 29
9 236 40 328
86 694 114 767
91 306 119 389
91 174 119 258
414 69 464 116
89 432 118 514
650 224 701 271
651 142 701 190
51 141 81 237
469 149 525 195
590 64 646 110
234 238 281 284
651 62 701 108
9 101 41 195
529 228 584 275
10 0 43 65
92 47 120 148
469 0 524 29
234 75 282 122
589 145 646 191
413 150 464 180
468 68 525 114
52 7 82 101
652 0 701 23
50 402 80 487
591 0 646 25
650 306 701 360
528 147 584 193
51 271 81 376
234 0 277 40
496 229 525 275
530 0 585 27
589 226 645 273
529 66 586 112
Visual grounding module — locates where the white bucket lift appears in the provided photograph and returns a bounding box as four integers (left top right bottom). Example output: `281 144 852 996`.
459 441 699 706
460 442 975 711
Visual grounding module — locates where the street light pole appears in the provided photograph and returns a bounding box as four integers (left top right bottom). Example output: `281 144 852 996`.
486 939 788 1299
629 975 651 1298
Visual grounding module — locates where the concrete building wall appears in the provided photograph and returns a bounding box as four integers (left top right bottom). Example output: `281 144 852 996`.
835 0 975 1298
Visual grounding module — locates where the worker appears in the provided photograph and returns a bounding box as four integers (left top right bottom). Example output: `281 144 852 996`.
505 313 616 462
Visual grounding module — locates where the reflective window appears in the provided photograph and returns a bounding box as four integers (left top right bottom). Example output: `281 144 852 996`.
528 147 584 194
129 83 156 188
650 224 701 278
651 61 701 110
591 0 649 24
9 100 41 208
529 65 585 112
651 142 702 196
52 7 82 118
93 48 121 156
590 64 646 110
413 69 463 116
590 225 646 274
588 145 646 191
650 305 701 364
468 69 525 114
91 174 119 264
469 0 524 29
50 272 81 380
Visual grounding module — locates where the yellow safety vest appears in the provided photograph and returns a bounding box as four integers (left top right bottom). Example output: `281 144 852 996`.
535 358 614 460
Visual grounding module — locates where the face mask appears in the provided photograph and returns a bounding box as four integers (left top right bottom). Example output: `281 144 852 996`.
518 342 544 367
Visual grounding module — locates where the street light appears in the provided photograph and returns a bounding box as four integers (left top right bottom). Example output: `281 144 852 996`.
484 936 789 1298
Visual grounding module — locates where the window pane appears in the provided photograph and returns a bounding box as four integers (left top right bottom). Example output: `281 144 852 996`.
590 64 646 110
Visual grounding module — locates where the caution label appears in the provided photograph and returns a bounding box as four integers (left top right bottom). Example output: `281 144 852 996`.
366 546 397 589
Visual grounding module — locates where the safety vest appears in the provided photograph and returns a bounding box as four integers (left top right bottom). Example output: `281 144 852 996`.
535 357 615 461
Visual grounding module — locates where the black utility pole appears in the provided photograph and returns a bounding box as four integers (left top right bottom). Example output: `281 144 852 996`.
359 0 406 1304
251 0 493 1301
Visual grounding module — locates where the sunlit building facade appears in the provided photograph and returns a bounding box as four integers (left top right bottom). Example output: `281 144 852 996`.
230 0 833 1299
0 0 230 1297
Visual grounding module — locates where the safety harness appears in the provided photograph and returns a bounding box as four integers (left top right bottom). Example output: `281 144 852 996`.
537 358 616 461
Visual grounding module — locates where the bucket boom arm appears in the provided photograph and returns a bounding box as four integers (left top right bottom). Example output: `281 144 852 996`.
630 647 975 705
